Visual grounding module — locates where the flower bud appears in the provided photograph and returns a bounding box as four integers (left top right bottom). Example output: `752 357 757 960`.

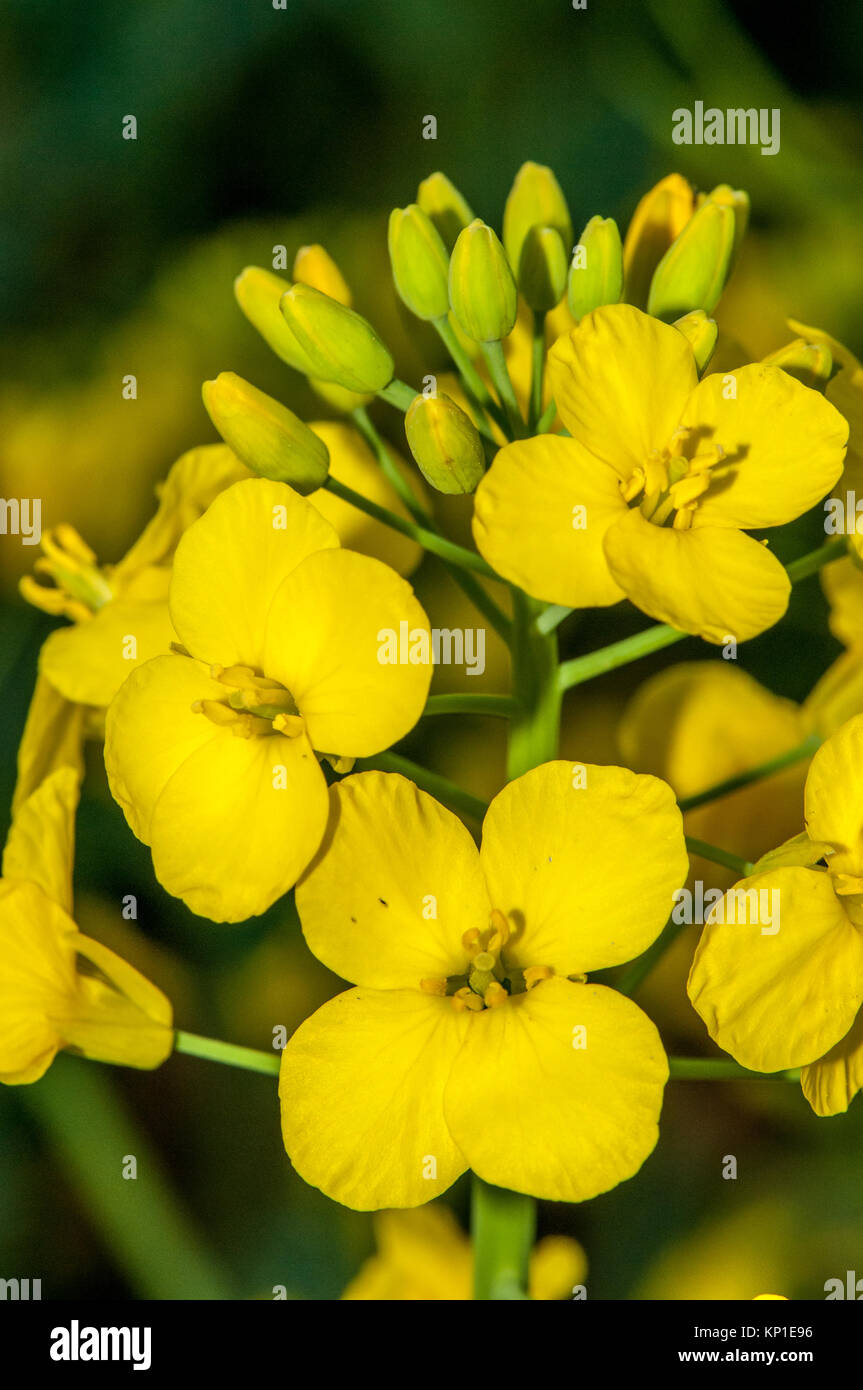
672 309 718 373
503 162 572 288
404 392 485 494
567 215 623 321
518 226 569 313
623 173 695 308
449 219 518 342
388 204 451 320
280 283 395 393
202 372 329 494
417 171 474 252
697 184 749 265
762 337 833 390
646 201 736 321
292 244 352 305
234 266 316 374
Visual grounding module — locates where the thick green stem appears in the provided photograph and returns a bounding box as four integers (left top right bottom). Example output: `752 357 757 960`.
471 588 560 1301
471 1178 536 1300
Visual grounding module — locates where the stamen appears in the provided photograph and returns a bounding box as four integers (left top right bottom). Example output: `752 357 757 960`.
451 986 484 1013
484 982 508 1008
523 965 554 990
420 977 448 996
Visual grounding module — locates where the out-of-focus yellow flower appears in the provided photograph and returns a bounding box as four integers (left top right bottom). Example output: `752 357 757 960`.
636 1200 799 1301
688 714 863 1113
474 304 847 642
281 762 686 1208
342 1204 587 1300
105 479 431 922
0 767 173 1083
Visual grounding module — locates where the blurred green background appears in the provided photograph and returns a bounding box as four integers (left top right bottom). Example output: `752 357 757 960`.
2 0 863 1300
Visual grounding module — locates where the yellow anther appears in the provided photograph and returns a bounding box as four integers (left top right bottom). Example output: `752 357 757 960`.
672 506 695 531
487 908 510 951
273 713 306 738
620 467 646 503
484 982 508 1008
53 523 98 565
461 927 482 956
322 753 355 775
420 977 448 996
524 965 554 990
210 663 259 688
238 686 298 712
451 986 484 1013
192 698 240 727
170 642 191 657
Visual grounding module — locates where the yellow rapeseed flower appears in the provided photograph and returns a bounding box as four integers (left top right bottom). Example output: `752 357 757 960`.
473 304 847 643
687 713 863 1114
0 767 172 1083
104 478 431 922
280 762 687 1208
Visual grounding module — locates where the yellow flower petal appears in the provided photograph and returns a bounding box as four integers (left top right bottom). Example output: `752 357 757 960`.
804 713 863 875
688 868 863 1070
307 421 424 576
822 556 863 648
472 436 627 607
114 443 250 580
149 725 329 922
12 673 84 816
62 933 173 1070
169 478 338 667
803 647 863 737
39 588 175 708
443 977 667 1202
104 654 227 844
263 549 432 758
529 1236 588 1300
279 987 469 1210
800 1008 863 1116
342 1206 473 1300
603 510 790 643
547 305 697 478
0 881 76 1083
479 761 686 973
2 766 79 914
295 772 485 988
682 365 847 529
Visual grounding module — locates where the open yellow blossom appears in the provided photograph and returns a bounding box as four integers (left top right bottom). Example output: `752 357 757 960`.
0 766 172 1083
473 304 847 642
105 478 431 922
688 713 863 1113
342 1204 586 1300
280 762 687 1208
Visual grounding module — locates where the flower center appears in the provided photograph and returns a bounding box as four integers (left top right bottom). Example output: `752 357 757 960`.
192 663 304 741
620 426 728 531
20 525 114 620
421 907 554 1011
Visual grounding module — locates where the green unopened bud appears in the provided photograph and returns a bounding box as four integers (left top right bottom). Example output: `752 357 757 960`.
292 244 352 305
672 309 718 373
202 373 329 493
449 219 518 343
280 283 394 394
518 226 568 313
404 392 485 494
503 162 572 289
417 172 474 252
697 184 749 266
567 216 624 321
762 337 833 390
234 266 316 375
388 204 451 321
647 201 736 322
